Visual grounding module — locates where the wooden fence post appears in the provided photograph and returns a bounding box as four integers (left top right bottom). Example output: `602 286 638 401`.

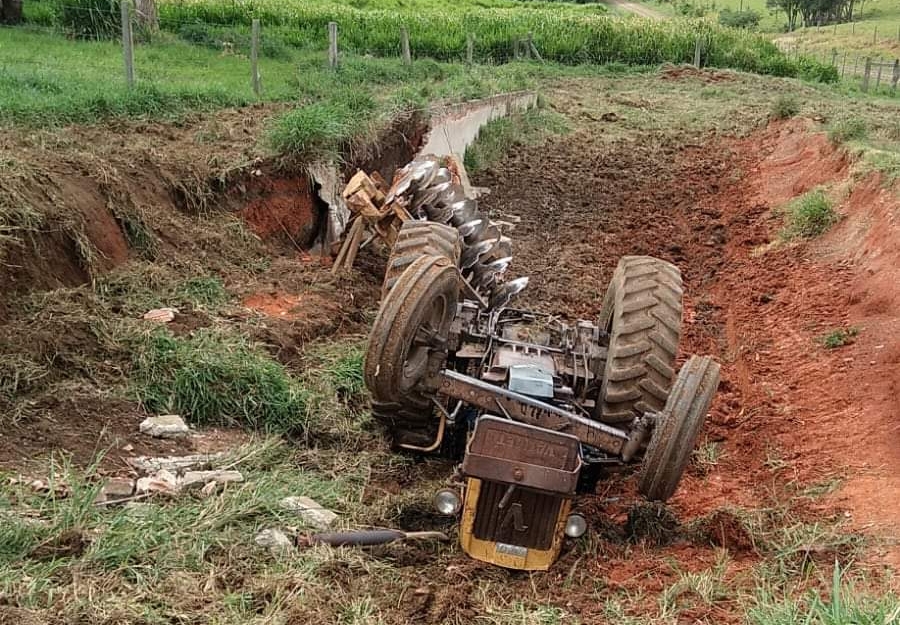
831 48 837 67
328 22 338 69
892 59 900 93
875 61 883 90
861 56 871 92
466 33 474 65
840 52 846 77
400 27 411 65
529 33 543 62
513 36 521 61
525 32 533 60
251 19 261 98
693 36 702 68
121 0 135 88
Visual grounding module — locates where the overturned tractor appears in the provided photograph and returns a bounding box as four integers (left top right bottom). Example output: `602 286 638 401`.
354 155 720 571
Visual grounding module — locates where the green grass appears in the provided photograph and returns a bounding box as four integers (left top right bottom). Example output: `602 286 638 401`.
818 327 860 348
781 189 838 239
828 116 868 143
748 565 900 625
464 106 569 172
770 94 800 118
129 328 312 432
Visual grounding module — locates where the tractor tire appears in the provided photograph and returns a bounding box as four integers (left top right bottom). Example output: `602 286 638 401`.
638 355 720 502
365 254 459 444
382 221 460 298
597 256 683 426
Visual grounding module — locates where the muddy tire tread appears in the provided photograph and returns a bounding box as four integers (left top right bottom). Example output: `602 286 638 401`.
598 256 683 425
638 355 721 502
382 221 460 297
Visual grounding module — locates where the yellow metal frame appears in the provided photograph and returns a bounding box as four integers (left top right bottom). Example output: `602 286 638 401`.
458 478 571 571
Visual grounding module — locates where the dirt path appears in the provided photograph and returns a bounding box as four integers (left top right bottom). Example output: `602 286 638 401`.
602 0 666 19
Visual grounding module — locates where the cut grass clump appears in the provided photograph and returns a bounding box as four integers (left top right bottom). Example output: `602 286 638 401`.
266 90 378 159
175 276 229 308
828 117 868 144
770 95 799 120
818 327 859 349
130 328 311 432
781 189 838 239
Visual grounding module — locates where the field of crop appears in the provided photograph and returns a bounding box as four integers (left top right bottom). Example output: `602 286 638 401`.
19 0 837 80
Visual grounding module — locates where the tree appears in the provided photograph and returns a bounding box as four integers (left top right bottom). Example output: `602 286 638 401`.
1 0 24 25
767 0 801 30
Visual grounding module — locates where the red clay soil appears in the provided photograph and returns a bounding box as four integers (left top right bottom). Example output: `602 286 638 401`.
475 116 900 606
237 174 321 247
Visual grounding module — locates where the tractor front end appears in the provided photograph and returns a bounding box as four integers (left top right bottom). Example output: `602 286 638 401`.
456 417 584 570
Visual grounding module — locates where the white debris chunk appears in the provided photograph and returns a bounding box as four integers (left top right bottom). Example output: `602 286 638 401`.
136 469 179 494
279 496 338 530
96 477 135 503
181 470 244 490
127 453 224 475
139 415 190 438
142 307 178 323
255 528 294 554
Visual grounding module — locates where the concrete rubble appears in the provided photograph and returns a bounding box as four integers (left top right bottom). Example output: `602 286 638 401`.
255 528 294 554
279 496 338 530
139 414 190 438
127 453 224 474
136 468 179 494
181 470 244 490
97 477 136 502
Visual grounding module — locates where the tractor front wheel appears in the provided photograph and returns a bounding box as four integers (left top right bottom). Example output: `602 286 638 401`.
364 254 459 446
637 355 721 502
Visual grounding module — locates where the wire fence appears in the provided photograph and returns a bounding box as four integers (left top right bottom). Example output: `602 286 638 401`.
3 12 899 98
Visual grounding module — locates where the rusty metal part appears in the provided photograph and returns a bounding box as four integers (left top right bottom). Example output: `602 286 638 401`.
462 417 582 495
439 370 627 455
298 529 449 548
620 413 655 462
397 412 447 453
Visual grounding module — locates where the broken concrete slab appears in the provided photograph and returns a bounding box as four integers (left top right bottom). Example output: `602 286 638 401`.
139 415 190 438
98 477 135 502
279 496 338 530
255 528 293 554
127 453 224 475
136 469 179 494
181 470 244 490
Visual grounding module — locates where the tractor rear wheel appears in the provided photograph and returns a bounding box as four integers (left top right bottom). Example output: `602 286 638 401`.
638 355 720 502
596 256 683 426
365 254 459 445
382 221 460 298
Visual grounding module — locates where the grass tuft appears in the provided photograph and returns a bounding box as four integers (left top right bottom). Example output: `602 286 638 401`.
130 328 311 432
781 189 838 239
770 95 799 120
828 117 868 144
748 564 900 625
464 107 569 173
818 327 860 349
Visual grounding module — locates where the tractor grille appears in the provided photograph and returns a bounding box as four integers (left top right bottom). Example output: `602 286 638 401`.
472 480 563 550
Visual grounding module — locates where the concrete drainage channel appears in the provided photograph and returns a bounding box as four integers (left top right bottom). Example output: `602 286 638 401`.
314 91 538 246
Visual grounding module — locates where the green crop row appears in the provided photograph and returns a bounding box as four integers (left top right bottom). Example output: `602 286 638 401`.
24 0 837 81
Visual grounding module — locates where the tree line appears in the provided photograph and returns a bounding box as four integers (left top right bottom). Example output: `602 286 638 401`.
766 0 868 31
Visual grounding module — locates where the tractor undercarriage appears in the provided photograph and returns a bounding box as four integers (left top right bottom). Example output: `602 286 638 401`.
338 154 721 570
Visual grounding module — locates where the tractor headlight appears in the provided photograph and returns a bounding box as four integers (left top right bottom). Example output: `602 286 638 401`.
433 488 462 515
564 513 587 538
